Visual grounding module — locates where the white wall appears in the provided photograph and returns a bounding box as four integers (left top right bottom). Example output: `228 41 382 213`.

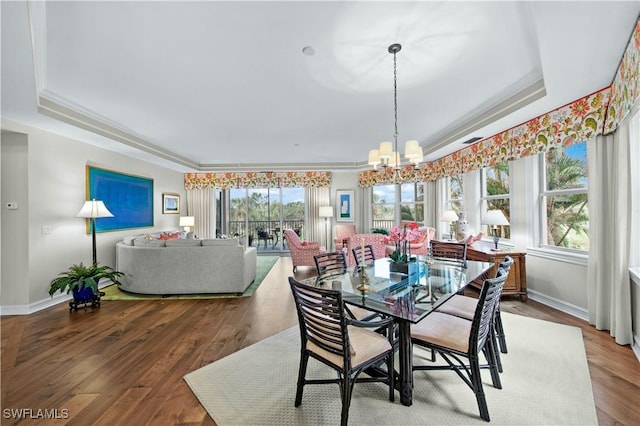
1 132 29 306
1 119 186 312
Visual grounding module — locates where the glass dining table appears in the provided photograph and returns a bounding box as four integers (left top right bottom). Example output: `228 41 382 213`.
303 256 492 406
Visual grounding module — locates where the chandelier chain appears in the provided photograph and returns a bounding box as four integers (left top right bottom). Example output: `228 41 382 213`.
393 49 399 152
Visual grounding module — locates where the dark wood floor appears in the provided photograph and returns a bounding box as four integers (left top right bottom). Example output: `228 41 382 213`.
1 257 639 425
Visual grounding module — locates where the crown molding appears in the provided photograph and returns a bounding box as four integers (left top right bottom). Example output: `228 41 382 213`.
425 76 547 157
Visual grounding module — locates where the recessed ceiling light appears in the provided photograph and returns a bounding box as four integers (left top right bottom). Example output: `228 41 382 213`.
302 46 315 56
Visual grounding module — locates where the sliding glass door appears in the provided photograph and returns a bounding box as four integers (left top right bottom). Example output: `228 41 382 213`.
228 187 304 251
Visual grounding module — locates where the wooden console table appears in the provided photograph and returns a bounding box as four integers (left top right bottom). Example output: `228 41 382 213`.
465 242 527 301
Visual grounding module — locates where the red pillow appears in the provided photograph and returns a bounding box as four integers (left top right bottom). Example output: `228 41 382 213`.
301 241 308 246
159 233 170 240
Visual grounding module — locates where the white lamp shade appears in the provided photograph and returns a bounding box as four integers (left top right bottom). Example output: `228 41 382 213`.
76 200 113 218
368 149 381 165
319 206 333 218
378 141 393 159
179 216 195 227
482 210 510 226
441 210 459 222
404 140 421 158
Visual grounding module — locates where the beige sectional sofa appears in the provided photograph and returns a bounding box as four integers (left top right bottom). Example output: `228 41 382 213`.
116 235 257 295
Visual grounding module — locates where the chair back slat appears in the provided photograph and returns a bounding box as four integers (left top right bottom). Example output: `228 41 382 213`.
314 251 347 279
499 255 514 273
289 277 349 358
352 244 375 268
430 240 467 266
470 268 507 354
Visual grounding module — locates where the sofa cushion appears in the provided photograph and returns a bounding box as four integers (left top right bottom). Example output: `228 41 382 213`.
165 239 202 247
133 238 166 247
201 238 239 246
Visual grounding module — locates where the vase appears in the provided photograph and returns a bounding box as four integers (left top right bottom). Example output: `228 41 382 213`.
389 260 418 276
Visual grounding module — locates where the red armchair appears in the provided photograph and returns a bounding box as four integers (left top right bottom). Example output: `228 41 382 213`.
334 224 357 250
284 229 326 272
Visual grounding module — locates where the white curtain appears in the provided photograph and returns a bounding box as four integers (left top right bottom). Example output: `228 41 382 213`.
186 189 213 239
587 112 635 345
305 187 330 245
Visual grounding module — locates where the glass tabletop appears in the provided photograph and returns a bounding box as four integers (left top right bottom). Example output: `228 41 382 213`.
303 257 493 324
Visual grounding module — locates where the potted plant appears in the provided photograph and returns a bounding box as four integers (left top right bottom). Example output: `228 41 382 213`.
49 263 123 312
381 224 426 275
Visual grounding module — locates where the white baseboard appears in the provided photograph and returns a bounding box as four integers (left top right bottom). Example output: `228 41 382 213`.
633 335 640 363
527 289 589 322
0 283 111 316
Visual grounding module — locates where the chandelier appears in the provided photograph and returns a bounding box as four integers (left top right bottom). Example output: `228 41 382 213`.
368 43 423 172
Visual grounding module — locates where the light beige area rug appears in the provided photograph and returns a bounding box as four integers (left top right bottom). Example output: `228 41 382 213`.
184 313 597 425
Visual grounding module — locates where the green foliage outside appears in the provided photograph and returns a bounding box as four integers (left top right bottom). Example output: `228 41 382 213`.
229 188 305 237
544 148 589 250
484 145 589 250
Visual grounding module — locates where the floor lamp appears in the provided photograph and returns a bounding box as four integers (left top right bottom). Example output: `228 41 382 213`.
319 206 333 250
77 199 113 265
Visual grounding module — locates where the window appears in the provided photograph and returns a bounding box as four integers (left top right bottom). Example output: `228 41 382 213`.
372 184 396 230
372 182 424 230
481 163 511 238
400 182 424 224
228 187 305 249
447 174 464 213
540 141 589 251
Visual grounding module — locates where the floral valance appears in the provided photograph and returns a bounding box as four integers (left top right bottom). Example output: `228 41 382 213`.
604 19 640 133
185 171 332 189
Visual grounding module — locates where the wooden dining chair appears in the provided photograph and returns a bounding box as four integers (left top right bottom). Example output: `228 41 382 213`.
411 268 508 422
429 240 467 266
313 251 347 279
288 277 395 426
313 251 380 322
435 256 514 372
352 244 375 270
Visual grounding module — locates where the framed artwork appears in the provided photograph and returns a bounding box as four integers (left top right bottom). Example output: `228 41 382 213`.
87 166 154 232
335 189 354 222
162 193 180 214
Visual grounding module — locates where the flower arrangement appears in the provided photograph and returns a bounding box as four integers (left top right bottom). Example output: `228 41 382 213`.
382 223 426 263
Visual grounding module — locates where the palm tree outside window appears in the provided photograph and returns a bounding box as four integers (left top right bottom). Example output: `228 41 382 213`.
539 141 589 251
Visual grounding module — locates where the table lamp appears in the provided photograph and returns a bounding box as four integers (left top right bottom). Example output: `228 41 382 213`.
77 199 113 265
441 210 459 240
482 209 509 250
319 206 333 250
179 216 195 232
